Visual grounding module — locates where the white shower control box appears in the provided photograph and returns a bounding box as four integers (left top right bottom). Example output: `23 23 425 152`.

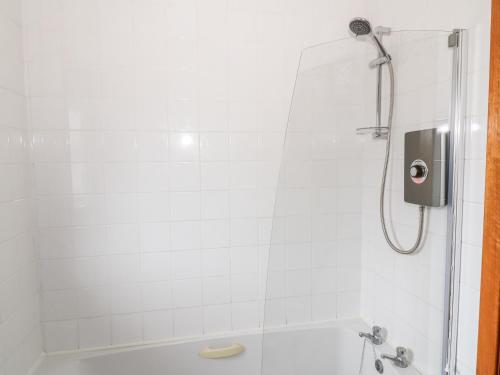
404 128 448 207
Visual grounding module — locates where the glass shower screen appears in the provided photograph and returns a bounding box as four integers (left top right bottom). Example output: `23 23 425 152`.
260 30 464 375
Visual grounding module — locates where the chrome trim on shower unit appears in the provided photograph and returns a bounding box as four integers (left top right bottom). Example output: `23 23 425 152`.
442 29 468 375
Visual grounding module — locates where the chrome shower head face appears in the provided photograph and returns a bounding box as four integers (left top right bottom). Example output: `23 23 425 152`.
349 18 372 37
348 18 391 61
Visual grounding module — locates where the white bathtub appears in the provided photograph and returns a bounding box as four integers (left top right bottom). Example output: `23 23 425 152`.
32 319 421 375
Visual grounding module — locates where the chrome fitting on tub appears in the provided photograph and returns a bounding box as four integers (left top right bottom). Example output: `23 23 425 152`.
381 347 410 368
358 326 383 345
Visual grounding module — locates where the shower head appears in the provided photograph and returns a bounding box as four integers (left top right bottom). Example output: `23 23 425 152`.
348 18 372 37
348 17 391 63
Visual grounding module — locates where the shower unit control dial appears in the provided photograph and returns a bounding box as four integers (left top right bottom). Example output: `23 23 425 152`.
409 159 428 184
404 129 448 207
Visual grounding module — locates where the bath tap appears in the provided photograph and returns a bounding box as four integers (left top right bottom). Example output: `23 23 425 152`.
358 326 383 345
381 347 409 368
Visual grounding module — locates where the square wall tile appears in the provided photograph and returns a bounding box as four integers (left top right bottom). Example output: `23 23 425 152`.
79 317 111 349
174 307 203 337
43 321 78 352
112 314 143 346
143 311 174 341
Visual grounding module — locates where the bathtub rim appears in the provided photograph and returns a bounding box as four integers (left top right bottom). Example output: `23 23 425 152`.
32 317 421 375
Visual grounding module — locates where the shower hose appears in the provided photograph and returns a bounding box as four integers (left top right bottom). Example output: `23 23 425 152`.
358 337 378 374
380 61 425 255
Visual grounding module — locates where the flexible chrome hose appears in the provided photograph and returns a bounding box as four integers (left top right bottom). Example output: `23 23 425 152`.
358 337 381 374
358 338 367 375
380 61 425 255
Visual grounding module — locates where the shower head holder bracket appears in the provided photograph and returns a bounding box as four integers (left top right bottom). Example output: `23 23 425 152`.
356 126 389 138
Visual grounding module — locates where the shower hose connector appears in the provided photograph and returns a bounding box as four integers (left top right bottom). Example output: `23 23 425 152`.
358 326 383 345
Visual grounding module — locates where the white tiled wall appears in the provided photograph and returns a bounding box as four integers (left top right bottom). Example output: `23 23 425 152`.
21 0 368 353
263 43 369 327
456 20 490 375
0 1 42 374
362 1 491 374
13 0 490 371
360 31 455 374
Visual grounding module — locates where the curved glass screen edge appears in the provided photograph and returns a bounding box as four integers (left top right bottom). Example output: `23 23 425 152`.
260 29 460 375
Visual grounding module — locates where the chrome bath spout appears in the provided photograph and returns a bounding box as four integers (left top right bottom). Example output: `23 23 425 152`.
358 326 383 345
381 347 409 368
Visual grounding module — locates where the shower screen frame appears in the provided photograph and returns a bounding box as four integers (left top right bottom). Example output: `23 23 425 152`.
443 29 468 375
